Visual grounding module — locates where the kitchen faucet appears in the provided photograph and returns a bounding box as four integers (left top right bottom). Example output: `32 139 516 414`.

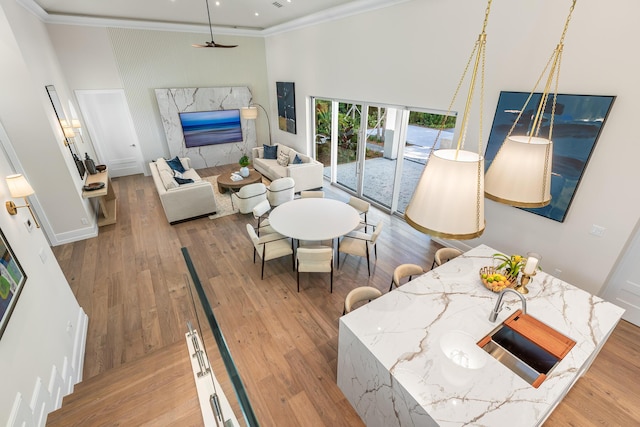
489 288 527 322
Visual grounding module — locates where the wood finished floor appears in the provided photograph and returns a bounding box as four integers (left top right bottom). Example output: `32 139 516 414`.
52 164 640 426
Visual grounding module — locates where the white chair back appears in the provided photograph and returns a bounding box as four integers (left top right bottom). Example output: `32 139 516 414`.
296 246 333 292
300 191 325 198
344 286 382 314
252 199 271 219
233 183 267 214
267 177 295 206
348 196 370 214
370 221 384 243
297 247 333 272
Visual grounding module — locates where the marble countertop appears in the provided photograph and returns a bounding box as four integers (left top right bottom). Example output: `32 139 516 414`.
338 244 625 426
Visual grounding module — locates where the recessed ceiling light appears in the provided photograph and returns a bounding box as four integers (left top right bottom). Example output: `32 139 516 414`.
215 1 220 5
255 12 259 16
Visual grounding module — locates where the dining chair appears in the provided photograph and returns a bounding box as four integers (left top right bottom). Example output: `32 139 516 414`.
338 220 383 276
300 190 325 198
252 199 275 236
348 196 370 231
389 263 424 292
231 182 267 214
296 246 334 292
245 224 294 279
267 177 295 207
431 247 463 270
343 286 382 314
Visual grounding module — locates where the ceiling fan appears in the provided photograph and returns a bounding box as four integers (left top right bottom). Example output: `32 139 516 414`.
192 0 238 48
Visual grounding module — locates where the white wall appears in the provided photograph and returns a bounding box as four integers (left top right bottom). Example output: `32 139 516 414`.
0 0 97 245
47 25 271 173
0 3 87 424
264 0 640 296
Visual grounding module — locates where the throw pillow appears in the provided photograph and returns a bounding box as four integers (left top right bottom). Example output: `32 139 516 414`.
166 156 186 173
159 169 179 190
277 151 290 167
292 154 303 165
175 177 194 185
263 144 278 160
172 170 184 179
156 157 171 173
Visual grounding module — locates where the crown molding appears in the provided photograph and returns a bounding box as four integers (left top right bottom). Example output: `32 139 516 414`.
17 0 413 37
262 0 413 36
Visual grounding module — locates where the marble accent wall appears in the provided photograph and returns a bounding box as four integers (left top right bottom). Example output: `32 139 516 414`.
155 87 255 169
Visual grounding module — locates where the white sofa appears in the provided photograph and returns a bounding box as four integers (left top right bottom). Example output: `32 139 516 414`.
252 145 323 193
150 157 218 224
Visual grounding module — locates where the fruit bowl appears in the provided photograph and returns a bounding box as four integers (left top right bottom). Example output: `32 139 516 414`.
479 266 518 293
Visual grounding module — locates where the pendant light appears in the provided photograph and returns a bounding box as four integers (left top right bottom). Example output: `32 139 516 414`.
485 0 577 207
404 0 493 240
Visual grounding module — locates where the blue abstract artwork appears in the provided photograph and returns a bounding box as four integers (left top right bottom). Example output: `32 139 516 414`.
485 91 615 222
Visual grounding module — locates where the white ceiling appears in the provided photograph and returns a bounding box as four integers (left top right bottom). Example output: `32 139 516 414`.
27 0 386 33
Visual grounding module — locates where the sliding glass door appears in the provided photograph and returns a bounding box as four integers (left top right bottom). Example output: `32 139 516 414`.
361 105 400 209
335 102 363 193
311 97 456 216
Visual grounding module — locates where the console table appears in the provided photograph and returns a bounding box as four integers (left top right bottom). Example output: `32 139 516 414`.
82 170 117 226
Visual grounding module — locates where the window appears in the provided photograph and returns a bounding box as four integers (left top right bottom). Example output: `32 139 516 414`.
312 97 456 215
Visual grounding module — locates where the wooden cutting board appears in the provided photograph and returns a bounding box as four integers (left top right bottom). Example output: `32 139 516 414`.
503 310 576 359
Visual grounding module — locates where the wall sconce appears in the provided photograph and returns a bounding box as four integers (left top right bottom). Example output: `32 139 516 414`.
60 119 83 144
62 126 75 138
6 174 40 228
240 103 272 146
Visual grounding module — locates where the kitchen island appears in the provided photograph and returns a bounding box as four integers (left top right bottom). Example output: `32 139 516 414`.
337 245 624 426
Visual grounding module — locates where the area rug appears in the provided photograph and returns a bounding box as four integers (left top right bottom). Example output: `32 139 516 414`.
203 175 240 219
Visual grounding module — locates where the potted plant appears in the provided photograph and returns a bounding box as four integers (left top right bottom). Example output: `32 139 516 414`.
239 155 250 177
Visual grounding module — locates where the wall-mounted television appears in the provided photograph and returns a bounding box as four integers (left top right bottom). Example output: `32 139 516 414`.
179 109 243 148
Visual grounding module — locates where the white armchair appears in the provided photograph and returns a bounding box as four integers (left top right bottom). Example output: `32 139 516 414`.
267 177 295 207
232 183 267 214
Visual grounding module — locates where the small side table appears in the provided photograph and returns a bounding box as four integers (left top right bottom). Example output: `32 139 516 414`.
216 170 263 193
82 170 117 226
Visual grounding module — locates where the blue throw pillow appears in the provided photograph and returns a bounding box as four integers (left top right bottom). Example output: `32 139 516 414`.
263 144 278 160
166 156 186 173
292 154 303 165
175 177 194 185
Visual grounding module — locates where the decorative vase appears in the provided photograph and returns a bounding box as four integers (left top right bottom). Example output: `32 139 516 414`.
239 166 250 177
84 153 97 175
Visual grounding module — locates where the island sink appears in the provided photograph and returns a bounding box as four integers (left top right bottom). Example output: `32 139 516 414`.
477 310 576 388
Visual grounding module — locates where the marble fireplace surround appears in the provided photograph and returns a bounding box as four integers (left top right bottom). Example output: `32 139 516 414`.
155 87 255 169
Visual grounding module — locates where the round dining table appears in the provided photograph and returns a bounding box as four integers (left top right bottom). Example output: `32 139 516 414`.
268 198 361 241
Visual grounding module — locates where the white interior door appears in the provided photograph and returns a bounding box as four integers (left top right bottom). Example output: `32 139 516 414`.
601 223 640 326
75 89 144 177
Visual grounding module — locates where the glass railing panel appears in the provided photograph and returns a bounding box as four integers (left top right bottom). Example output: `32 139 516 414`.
182 248 258 427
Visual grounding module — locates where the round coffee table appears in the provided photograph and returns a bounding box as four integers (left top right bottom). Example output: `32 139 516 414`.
216 170 263 193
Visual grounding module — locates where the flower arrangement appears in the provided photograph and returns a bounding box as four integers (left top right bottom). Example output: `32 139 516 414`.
493 253 525 277
239 155 250 167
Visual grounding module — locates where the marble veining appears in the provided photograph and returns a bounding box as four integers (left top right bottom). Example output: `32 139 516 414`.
155 87 255 168
337 245 624 426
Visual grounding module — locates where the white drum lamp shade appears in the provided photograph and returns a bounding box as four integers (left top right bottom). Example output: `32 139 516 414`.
240 106 258 120
405 149 485 240
6 174 35 198
485 135 552 207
